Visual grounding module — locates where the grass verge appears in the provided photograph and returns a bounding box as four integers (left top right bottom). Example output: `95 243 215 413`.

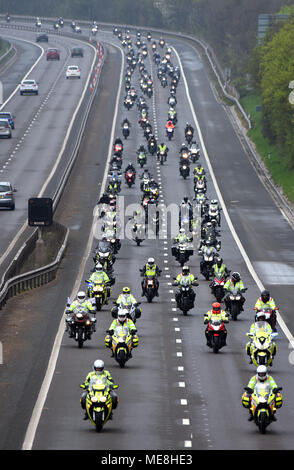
240 92 294 203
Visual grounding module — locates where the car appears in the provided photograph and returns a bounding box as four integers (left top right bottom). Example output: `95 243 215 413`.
36 33 48 43
0 182 17 210
46 48 60 61
20 79 39 95
66 65 81 79
71 47 83 57
0 112 15 129
0 119 12 138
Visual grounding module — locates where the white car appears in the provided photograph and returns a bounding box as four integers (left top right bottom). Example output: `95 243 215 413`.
20 79 38 95
66 65 81 79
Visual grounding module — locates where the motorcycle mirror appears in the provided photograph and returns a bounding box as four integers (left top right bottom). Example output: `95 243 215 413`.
111 311 117 318
271 332 278 339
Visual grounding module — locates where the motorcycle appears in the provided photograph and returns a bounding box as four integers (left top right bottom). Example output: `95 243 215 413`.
124 96 133 110
148 140 157 155
173 279 198 315
141 273 159 303
206 317 227 353
185 129 193 144
199 246 216 280
166 127 174 141
125 169 135 187
122 123 130 139
66 306 95 348
242 384 283 434
86 279 109 311
172 242 193 267
210 272 226 302
246 323 277 367
207 206 221 227
106 325 138 368
189 142 200 162
226 287 247 321
157 149 167 165
137 151 147 167
84 378 118 432
194 177 207 194
179 162 190 179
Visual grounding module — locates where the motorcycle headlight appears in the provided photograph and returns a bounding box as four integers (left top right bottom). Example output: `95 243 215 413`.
99 396 107 403
230 295 235 300
208 256 213 261
93 287 98 292
236 295 241 300
91 396 98 403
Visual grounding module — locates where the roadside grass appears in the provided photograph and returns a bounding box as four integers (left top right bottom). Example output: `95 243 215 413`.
240 92 294 203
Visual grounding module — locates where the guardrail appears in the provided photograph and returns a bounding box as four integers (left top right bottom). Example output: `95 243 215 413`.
0 21 105 309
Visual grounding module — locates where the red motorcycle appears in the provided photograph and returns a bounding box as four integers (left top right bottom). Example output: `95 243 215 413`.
206 318 227 353
210 273 226 302
125 169 135 187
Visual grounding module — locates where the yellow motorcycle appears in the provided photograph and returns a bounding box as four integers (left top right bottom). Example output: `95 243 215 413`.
86 279 109 311
84 378 119 432
246 325 277 367
105 325 138 368
242 383 283 434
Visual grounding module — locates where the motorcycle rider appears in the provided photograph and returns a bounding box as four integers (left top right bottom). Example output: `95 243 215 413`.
165 120 175 131
125 161 136 178
211 257 230 279
245 311 277 364
203 302 229 346
105 309 138 356
87 263 111 301
193 163 206 178
66 291 96 335
185 122 194 134
122 118 131 128
80 359 118 420
174 227 192 244
174 265 198 307
140 257 161 296
224 272 247 311
157 142 169 162
242 366 280 421
111 287 141 319
254 289 278 331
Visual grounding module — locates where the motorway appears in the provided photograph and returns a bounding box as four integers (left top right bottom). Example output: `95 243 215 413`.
0 21 294 451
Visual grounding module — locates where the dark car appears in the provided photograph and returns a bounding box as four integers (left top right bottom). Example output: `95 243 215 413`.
71 47 84 57
0 112 15 129
36 33 48 43
46 48 60 60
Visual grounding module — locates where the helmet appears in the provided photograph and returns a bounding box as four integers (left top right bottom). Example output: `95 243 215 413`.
182 265 189 275
216 257 223 267
212 302 221 314
95 263 103 271
183 196 188 204
77 291 86 303
147 257 155 265
231 272 240 283
118 309 128 323
256 311 266 321
93 359 104 374
179 228 185 233
261 290 270 303
257 365 268 382
122 286 130 294
206 222 212 228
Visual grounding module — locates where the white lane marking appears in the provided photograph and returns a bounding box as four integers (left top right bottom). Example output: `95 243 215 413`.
21 44 125 451
172 45 294 349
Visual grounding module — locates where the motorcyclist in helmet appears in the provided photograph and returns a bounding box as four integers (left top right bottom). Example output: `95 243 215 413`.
111 287 141 319
140 257 161 296
254 289 278 332
224 272 247 311
105 309 138 356
242 366 281 421
87 263 111 300
80 359 118 420
245 311 277 364
66 291 96 334
203 302 229 346
174 265 198 307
